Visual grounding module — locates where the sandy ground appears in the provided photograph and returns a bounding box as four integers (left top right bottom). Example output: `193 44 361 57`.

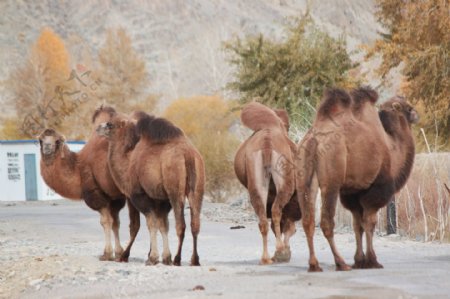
1 200 450 299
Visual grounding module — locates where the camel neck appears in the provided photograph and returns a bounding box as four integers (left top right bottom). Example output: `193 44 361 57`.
108 137 132 197
389 125 416 191
40 145 82 199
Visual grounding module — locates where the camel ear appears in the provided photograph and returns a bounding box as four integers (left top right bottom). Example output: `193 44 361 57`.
60 135 66 143
392 102 402 111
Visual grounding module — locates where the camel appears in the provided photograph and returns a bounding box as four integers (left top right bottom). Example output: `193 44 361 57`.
38 106 140 262
296 87 418 272
234 102 299 264
97 112 205 266
95 112 173 265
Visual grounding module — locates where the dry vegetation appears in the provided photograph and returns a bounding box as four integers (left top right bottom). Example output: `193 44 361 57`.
395 153 450 242
333 152 450 243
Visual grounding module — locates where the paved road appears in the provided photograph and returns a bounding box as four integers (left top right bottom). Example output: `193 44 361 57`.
1 200 450 299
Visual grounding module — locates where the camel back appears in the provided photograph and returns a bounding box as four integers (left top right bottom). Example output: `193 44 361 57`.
241 102 283 131
137 115 183 144
317 88 352 118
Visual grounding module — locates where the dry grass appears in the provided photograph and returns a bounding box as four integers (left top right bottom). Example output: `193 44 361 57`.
395 153 450 242
333 153 450 243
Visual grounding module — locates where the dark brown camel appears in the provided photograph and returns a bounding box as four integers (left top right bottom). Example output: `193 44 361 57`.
97 112 205 266
296 87 418 272
234 102 299 264
38 106 140 262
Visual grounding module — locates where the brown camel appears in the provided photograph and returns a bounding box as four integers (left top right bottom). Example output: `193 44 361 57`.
234 102 299 264
38 106 140 262
97 112 205 266
296 87 418 272
96 112 173 265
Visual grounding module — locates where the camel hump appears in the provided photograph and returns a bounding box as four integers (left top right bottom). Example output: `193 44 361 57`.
92 105 116 123
273 109 290 131
129 110 151 122
241 102 283 131
317 88 352 117
351 86 379 106
137 115 183 144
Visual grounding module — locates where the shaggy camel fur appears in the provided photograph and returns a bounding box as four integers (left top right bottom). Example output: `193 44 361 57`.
234 102 299 264
296 87 418 272
38 106 140 262
97 112 205 266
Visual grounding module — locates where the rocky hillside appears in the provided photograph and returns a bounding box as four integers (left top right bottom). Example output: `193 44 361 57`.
0 0 382 111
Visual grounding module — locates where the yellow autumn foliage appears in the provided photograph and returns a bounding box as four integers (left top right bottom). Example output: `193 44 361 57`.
33 27 71 79
164 96 240 202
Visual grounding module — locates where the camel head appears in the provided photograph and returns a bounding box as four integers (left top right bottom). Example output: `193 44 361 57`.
96 114 139 151
92 105 117 127
38 129 66 156
381 97 420 125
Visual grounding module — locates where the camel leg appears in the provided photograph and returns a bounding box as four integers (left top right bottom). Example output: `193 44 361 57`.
351 209 365 269
187 192 201 266
320 189 351 271
110 199 126 261
298 176 322 272
247 154 271 265
273 218 295 263
158 210 172 265
248 192 271 265
270 158 295 262
99 208 114 261
119 198 140 262
172 198 186 266
145 212 160 265
362 208 383 269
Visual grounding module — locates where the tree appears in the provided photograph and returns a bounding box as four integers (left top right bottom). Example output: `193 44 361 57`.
164 96 240 202
368 0 450 150
2 27 75 138
95 28 157 113
224 15 356 130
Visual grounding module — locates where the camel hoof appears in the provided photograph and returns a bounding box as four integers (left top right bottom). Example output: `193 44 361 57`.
173 255 181 266
336 263 352 271
99 254 114 261
364 261 384 269
191 255 200 266
145 256 159 266
162 255 173 266
272 248 291 263
259 258 273 265
118 251 130 263
308 264 323 272
352 261 365 269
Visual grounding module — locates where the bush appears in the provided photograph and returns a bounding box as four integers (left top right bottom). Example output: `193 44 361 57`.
164 96 240 203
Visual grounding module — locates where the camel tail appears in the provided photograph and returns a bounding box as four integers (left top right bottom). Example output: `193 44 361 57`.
185 153 197 195
262 129 272 177
241 102 282 131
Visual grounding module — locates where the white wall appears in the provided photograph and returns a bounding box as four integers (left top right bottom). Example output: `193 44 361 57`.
0 141 84 201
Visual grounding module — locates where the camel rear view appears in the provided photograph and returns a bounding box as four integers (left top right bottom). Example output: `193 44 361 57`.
235 102 299 264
